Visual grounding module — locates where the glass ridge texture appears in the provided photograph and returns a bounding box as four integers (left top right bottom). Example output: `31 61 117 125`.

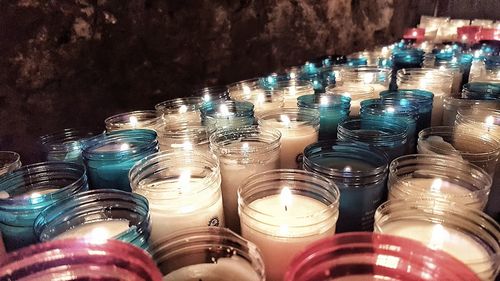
39 128 98 164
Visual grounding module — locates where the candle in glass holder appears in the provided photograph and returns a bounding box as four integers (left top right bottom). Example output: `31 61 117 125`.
239 169 340 281
325 84 374 117
156 122 209 152
105 110 163 132
336 67 390 94
258 108 319 169
229 84 285 116
39 128 98 164
0 151 21 176
129 150 224 242
155 97 203 125
266 80 314 108
200 100 255 133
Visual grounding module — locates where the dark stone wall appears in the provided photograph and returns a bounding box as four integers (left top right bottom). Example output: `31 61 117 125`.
0 0 497 163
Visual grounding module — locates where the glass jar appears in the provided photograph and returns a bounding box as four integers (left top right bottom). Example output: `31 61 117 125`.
346 53 368 67
284 232 481 281
152 226 265 281
34 189 150 250
262 80 314 108
390 48 424 89
297 94 350 140
39 128 98 164
303 141 388 232
200 100 255 132
418 126 500 176
194 86 230 102
0 151 21 176
462 82 500 100
0 162 88 251
238 169 340 281
0 239 163 280
129 150 223 242
338 118 408 162
360 98 419 152
229 86 285 116
442 97 499 126
156 122 209 152
258 108 320 169
105 110 164 132
325 84 376 116
83 129 159 191
471 55 500 83
155 97 203 125
374 199 499 280
336 66 390 93
210 125 281 232
388 154 491 210
380 89 434 129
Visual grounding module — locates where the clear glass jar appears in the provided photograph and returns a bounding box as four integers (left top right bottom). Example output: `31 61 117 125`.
238 169 340 281
39 128 98 164
418 126 500 176
0 151 21 176
338 118 408 162
200 100 255 133
0 238 163 280
83 129 159 191
303 141 388 232
442 97 499 126
194 86 230 102
284 232 481 281
105 110 164 132
262 79 314 108
325 84 376 116
156 122 209 152
155 97 203 125
152 226 265 281
374 199 500 280
34 189 150 250
210 125 281 232
258 108 320 169
336 66 390 93
380 89 434 129
297 94 350 140
229 85 285 116
388 154 492 210
0 162 88 251
390 49 424 89
462 82 500 100
471 55 500 83
129 150 223 243
360 98 419 152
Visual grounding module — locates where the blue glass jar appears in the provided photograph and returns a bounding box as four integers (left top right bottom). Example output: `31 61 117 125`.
34 189 150 250
347 53 368 67
83 129 158 191
297 94 350 140
390 49 424 89
337 118 408 162
360 99 419 152
199 100 255 132
39 128 98 164
303 141 388 232
380 89 434 130
0 162 88 251
462 82 500 100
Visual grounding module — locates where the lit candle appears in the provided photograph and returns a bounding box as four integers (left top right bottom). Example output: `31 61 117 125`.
239 170 340 281
258 109 319 169
130 150 224 242
105 110 163 132
155 97 203 125
326 84 375 116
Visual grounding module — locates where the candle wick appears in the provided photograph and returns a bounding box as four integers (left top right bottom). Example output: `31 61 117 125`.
285 205 287 211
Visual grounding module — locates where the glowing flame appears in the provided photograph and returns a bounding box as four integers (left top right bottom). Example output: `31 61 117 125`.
430 178 442 192
343 166 352 172
485 115 494 126
280 114 291 128
363 73 374 84
289 72 297 79
280 186 292 211
219 104 230 116
129 116 138 128
428 224 449 250
320 96 329 106
386 107 395 114
120 143 130 151
256 93 265 105
178 105 188 114
243 85 251 95
241 142 250 152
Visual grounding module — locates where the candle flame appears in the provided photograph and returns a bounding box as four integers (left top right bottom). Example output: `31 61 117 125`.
280 114 291 128
428 224 449 250
203 93 211 102
320 96 329 106
485 115 494 127
363 73 374 84
289 72 297 79
181 141 193 151
179 105 188 114
86 227 111 244
120 143 130 151
129 116 138 128
430 178 442 192
256 93 265 105
243 85 251 95
386 107 395 114
281 186 292 212
241 142 250 152
343 166 352 172
219 104 230 116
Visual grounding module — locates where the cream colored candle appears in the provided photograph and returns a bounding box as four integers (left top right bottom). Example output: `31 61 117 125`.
55 219 130 241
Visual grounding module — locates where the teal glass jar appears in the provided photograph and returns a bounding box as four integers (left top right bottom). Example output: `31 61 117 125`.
199 100 255 132
338 118 408 162
39 128 98 164
303 141 388 232
380 89 434 130
34 189 150 250
297 94 351 140
0 162 88 251
83 129 158 191
462 82 500 100
390 49 424 89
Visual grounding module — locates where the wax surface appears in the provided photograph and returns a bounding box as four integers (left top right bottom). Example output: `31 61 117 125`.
55 219 130 240
163 257 261 281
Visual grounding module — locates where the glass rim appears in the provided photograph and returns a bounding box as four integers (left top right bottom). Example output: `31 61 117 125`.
209 125 281 155
360 98 419 117
104 110 161 129
257 108 321 128
456 107 499 125
0 151 21 170
155 97 203 114
39 128 100 150
338 118 409 144
297 94 351 109
199 100 255 117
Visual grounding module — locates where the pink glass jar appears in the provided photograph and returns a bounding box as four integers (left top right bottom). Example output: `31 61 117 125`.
284 232 481 281
0 239 163 280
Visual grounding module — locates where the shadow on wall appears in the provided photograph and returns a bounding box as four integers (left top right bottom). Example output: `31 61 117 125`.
1 0 412 163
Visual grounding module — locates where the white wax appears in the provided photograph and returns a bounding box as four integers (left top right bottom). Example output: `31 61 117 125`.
55 219 130 241
163 256 261 281
417 135 463 159
220 155 280 232
136 178 224 242
241 194 336 281
0 188 60 199
431 91 447 126
261 121 318 169
380 220 492 279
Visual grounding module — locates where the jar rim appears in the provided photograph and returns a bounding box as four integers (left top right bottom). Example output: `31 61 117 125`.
104 110 162 131
0 151 21 173
257 108 321 128
199 100 255 117
297 94 351 109
338 118 409 144
155 97 203 114
209 125 281 156
39 128 100 151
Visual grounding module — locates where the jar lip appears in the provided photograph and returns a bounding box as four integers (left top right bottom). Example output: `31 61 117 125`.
209 125 281 155
226 77 261 90
360 99 419 117
418 126 500 156
193 86 230 102
104 110 161 128
238 169 340 223
83 129 158 160
325 84 375 96
257 108 321 128
456 108 500 125
397 68 453 78
229 87 285 103
303 141 388 178
199 100 255 117
129 149 220 199
0 161 87 204
0 238 163 281
0 151 21 169
338 118 409 143
39 128 100 149
297 94 351 109
155 97 203 113
284 232 482 281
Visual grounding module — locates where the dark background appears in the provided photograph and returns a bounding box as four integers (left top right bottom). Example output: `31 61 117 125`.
1 0 499 164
